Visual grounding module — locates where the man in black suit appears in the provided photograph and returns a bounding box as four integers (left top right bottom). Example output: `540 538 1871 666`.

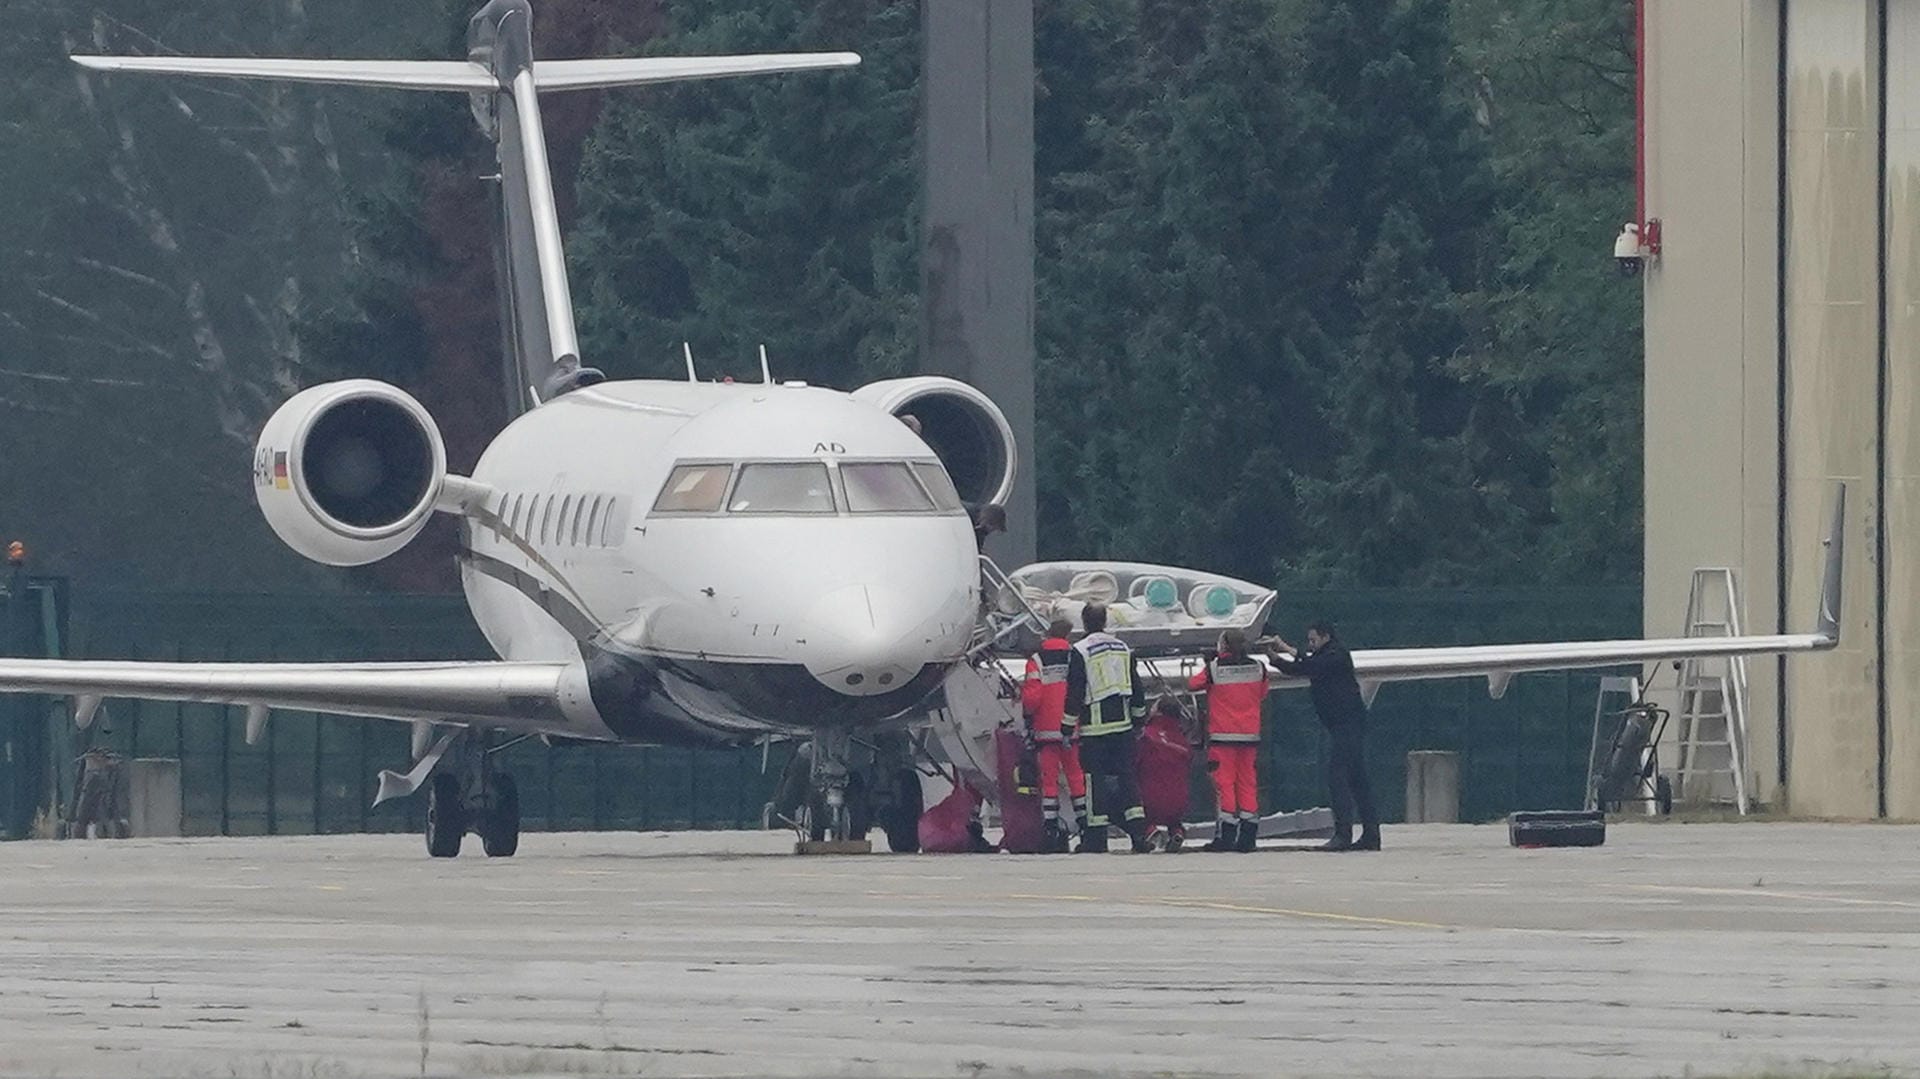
1269 621 1380 852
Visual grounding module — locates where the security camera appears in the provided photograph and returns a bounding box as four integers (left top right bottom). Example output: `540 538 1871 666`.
1614 222 1644 277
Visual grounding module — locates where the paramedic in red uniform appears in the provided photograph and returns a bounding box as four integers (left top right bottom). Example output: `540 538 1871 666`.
1188 629 1268 852
1022 618 1088 853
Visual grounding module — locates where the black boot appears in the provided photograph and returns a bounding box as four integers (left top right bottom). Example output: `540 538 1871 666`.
966 819 995 854
1315 828 1354 852
1043 820 1069 854
1203 821 1238 852
1353 826 1381 851
1234 818 1259 852
1076 825 1109 853
1127 820 1153 854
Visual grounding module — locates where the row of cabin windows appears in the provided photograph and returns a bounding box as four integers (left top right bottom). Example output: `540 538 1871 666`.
651 460 966 516
499 490 624 549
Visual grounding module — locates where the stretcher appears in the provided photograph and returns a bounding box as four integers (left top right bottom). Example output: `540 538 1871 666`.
991 561 1276 657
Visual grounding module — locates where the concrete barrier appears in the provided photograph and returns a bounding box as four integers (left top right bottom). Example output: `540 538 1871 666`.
1405 750 1460 823
126 758 182 837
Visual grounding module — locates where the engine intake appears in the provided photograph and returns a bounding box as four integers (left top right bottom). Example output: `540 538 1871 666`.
254 380 447 566
852 377 1015 507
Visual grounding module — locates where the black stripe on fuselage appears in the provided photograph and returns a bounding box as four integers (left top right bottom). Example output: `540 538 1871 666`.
582 645 947 745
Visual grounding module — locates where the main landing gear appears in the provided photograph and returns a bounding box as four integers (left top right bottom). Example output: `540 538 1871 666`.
423 732 521 858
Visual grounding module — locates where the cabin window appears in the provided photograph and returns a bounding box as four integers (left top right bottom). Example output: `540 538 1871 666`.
842 462 935 513
510 494 525 534
911 462 965 513
585 496 604 546
728 462 836 514
539 495 555 545
601 499 623 546
653 464 733 513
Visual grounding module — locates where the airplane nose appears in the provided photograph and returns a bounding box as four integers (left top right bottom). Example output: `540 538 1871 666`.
801 584 951 696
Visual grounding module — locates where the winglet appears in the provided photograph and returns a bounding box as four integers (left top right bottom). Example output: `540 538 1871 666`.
1815 483 1846 645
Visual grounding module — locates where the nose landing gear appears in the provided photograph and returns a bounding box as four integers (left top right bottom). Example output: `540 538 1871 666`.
793 729 871 853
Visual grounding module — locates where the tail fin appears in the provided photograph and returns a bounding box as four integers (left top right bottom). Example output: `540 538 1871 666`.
72 0 858 415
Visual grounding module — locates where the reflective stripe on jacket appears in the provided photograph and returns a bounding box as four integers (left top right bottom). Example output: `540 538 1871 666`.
1065 632 1147 738
1188 654 1267 743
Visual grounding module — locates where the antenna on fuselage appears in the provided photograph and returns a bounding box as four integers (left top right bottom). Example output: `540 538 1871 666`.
758 344 772 384
682 342 698 383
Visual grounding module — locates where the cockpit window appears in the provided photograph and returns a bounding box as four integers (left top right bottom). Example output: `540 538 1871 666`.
911 462 965 513
653 463 732 513
728 462 836 514
842 461 935 513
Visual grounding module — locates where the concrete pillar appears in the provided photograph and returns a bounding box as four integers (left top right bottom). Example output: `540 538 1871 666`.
1783 0 1881 817
126 758 182 838
1404 751 1460 823
920 0 1036 566
1642 0 1783 808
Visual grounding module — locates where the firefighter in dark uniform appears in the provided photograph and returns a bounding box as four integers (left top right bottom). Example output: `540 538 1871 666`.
1269 621 1380 851
1063 602 1151 853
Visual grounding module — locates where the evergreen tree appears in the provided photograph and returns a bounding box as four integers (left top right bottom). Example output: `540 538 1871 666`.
569 0 920 389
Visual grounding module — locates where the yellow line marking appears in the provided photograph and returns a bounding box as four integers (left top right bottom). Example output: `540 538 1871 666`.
1142 896 1451 930
871 890 1448 929
316 885 345 892
1627 884 1920 910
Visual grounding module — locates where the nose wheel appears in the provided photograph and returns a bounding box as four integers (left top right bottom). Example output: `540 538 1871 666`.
796 730 872 852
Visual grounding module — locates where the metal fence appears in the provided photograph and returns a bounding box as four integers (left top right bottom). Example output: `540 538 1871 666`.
2 583 1639 839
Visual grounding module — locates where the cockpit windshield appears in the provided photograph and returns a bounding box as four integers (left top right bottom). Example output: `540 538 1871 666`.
648 458 967 518
728 462 836 514
842 462 934 513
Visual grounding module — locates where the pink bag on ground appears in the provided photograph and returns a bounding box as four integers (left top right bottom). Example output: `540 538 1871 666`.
918 777 982 853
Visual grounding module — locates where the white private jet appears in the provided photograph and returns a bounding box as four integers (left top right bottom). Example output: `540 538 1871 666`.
0 0 1845 858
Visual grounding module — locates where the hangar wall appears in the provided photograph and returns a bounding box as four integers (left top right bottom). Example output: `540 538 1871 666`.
1645 0 1918 817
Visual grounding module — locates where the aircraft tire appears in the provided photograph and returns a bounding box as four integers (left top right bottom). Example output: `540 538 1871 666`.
845 771 872 843
426 772 465 858
882 769 922 853
481 772 520 858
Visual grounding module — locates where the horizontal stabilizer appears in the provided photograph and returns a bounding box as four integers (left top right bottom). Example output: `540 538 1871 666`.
70 51 859 94
70 55 495 91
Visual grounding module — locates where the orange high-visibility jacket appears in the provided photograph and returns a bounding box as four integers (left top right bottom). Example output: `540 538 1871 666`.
1188 653 1268 743
1021 636 1072 741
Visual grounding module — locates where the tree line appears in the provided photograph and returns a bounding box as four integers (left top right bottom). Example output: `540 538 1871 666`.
0 0 1639 594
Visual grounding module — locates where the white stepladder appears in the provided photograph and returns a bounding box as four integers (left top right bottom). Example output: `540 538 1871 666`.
1669 567 1752 814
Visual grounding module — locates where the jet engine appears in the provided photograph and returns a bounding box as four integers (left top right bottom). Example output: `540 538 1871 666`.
852 376 1016 507
253 380 447 566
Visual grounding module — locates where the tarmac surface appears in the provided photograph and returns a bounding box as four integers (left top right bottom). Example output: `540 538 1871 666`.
1 823 1916 1079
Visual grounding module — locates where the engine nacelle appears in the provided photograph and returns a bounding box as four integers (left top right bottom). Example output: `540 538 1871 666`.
253 380 447 567
852 376 1016 507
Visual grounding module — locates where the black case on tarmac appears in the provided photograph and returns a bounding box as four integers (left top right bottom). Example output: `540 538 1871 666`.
1508 809 1606 848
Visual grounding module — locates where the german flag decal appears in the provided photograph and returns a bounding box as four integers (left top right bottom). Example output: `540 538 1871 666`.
273 451 291 490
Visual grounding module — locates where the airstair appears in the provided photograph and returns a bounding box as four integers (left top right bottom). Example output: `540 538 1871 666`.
1669 568 1752 814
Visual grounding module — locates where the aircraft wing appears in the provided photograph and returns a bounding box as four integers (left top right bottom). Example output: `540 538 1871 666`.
0 658 580 734
1008 487 1847 703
